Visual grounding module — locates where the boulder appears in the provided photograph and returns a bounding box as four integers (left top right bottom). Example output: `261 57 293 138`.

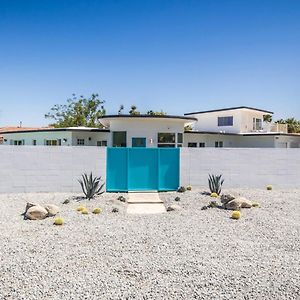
166 204 182 212
224 197 253 210
25 205 48 220
43 204 60 216
220 194 236 204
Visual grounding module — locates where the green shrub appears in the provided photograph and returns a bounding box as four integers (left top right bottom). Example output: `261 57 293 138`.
177 186 186 193
267 185 273 191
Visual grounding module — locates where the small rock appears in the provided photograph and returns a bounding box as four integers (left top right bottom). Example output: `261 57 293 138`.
174 196 180 202
117 196 126 202
201 206 208 210
62 199 70 204
112 207 119 213
177 186 186 193
166 204 181 212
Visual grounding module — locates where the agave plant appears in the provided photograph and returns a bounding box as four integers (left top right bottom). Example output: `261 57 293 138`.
78 172 105 200
208 174 224 195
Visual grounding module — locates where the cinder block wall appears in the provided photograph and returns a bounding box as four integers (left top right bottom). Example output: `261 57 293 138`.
0 146 106 193
180 148 300 188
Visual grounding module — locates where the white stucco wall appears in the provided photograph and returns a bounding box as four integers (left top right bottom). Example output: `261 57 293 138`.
0 146 106 193
108 118 186 147
188 109 266 134
180 148 300 188
2 131 73 146
71 131 110 146
2 131 110 146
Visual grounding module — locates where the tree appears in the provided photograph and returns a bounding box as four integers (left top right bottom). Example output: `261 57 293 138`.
118 104 124 115
147 110 166 116
45 94 106 128
129 105 140 115
275 117 300 133
263 114 272 123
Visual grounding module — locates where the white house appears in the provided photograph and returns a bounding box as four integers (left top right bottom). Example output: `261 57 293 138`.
184 106 300 148
1 106 299 148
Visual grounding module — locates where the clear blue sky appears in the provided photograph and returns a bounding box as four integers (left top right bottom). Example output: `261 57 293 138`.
0 0 299 126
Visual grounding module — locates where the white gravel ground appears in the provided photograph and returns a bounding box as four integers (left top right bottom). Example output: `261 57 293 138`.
0 188 299 300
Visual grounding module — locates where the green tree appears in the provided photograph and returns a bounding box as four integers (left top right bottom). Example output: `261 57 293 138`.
129 105 140 115
45 94 106 128
263 114 272 123
118 104 124 115
147 110 166 116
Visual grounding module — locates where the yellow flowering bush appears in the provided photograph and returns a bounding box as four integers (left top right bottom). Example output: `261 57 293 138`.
54 217 64 225
210 192 218 198
231 211 241 220
92 208 102 214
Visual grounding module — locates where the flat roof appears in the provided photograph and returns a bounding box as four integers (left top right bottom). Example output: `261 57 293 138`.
1 127 110 134
185 131 300 137
184 106 274 115
100 114 197 121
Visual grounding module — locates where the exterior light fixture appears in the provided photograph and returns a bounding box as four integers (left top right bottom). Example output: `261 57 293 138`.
63 138 67 143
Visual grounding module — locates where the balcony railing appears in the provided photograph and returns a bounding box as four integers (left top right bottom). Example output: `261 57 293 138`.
260 123 288 133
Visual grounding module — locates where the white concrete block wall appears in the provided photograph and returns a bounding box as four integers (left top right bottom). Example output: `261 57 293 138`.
180 148 300 188
0 146 106 193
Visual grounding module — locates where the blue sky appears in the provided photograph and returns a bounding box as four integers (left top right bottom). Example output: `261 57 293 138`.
0 0 299 126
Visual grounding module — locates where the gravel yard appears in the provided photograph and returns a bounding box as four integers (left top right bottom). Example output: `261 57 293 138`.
0 189 299 300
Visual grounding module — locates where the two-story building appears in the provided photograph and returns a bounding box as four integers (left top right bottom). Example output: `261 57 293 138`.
1 106 299 148
184 106 299 148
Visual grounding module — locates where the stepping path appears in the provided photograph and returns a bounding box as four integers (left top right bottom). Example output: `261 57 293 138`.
127 192 166 214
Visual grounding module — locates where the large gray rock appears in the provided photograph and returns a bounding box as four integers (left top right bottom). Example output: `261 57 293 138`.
220 194 236 204
25 205 48 220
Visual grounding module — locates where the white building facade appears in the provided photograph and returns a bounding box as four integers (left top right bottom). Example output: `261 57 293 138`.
1 107 299 148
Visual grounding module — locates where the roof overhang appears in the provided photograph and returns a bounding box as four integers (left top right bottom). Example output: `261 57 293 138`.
100 114 197 128
184 106 274 116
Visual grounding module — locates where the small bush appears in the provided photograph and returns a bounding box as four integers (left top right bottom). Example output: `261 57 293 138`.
210 192 218 198
93 208 102 214
186 185 192 191
81 208 89 215
76 205 85 212
54 217 64 225
231 211 241 219
177 186 186 193
266 185 273 191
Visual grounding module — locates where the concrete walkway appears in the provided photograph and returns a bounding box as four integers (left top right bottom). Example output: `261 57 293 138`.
127 192 166 214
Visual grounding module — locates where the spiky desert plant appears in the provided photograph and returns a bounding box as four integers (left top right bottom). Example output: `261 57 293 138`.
78 172 105 200
208 174 224 195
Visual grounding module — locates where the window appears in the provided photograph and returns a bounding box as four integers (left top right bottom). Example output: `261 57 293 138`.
215 141 223 148
113 131 127 147
157 133 176 148
199 142 205 148
218 116 233 126
158 133 175 143
76 139 85 145
253 118 262 130
188 142 197 148
97 140 107 147
46 140 58 146
32 140 37 146
157 144 176 148
13 140 24 145
177 133 183 144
